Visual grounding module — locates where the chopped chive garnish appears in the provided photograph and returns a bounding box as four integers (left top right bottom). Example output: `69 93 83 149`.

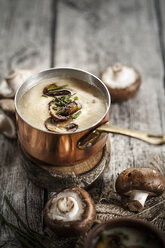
59 100 65 106
42 94 48 98
53 107 57 111
100 231 108 242
47 84 68 91
55 97 66 106
123 234 129 240
55 102 62 106
64 95 72 103
114 230 124 236
74 96 78 100
56 110 64 115
114 230 129 240
65 99 71 104
73 110 82 119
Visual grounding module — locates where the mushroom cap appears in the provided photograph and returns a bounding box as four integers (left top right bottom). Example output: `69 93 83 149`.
44 187 96 236
0 79 14 98
5 69 35 93
0 99 15 117
0 69 35 99
115 167 165 196
0 111 16 138
0 99 16 139
101 63 141 102
65 122 78 132
49 100 70 121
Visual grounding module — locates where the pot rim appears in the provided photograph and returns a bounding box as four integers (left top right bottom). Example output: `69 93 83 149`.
85 217 165 247
14 67 111 135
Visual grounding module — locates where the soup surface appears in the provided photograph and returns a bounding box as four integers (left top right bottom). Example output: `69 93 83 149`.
94 227 161 248
18 77 107 133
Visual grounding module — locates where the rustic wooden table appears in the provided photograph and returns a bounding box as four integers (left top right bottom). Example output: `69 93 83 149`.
0 0 165 247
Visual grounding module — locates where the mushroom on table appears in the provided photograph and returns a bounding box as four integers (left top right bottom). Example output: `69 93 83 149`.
0 110 16 138
115 167 165 212
44 187 96 236
0 69 35 98
0 68 35 138
0 99 16 138
101 63 141 102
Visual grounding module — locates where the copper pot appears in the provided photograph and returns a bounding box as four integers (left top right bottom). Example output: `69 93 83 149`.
15 68 110 166
15 68 165 166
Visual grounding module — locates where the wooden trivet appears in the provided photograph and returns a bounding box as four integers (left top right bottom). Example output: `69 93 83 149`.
20 138 111 191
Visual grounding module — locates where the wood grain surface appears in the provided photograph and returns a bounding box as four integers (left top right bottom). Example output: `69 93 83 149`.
0 0 164 247
0 0 53 246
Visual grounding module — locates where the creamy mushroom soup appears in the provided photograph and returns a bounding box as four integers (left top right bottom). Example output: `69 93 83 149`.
18 77 107 133
95 227 161 248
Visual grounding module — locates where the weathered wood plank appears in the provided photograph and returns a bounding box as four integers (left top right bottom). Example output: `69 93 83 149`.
0 0 53 246
54 0 165 231
155 0 165 90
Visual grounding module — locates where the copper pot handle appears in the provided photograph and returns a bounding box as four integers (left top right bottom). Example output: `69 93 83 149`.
77 122 165 149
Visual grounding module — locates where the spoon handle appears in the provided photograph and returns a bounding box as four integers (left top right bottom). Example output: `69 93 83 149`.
78 122 165 149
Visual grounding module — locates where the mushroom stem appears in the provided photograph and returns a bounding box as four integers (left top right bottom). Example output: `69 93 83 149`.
44 187 96 236
0 111 16 138
57 197 78 217
5 69 35 94
5 69 19 92
112 63 122 73
128 191 149 212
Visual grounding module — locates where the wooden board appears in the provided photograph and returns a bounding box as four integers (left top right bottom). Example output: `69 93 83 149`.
20 139 110 190
0 0 53 245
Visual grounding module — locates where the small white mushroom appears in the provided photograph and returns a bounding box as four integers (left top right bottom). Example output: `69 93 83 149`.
0 79 14 98
0 110 16 138
0 99 16 138
115 167 165 212
0 69 35 98
44 187 96 236
5 69 35 94
0 99 15 117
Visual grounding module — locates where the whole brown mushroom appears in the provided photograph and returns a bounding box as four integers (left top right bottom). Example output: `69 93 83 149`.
101 63 141 102
44 187 96 236
115 167 165 212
